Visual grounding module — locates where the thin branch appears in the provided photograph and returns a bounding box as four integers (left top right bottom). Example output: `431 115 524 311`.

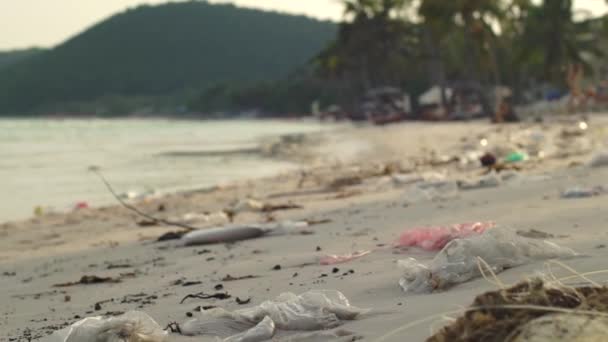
90 168 199 231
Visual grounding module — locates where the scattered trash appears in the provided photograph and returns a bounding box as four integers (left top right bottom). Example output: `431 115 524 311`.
396 222 495 251
34 205 45 217
180 292 231 304
180 290 366 341
589 150 608 168
236 297 251 305
136 219 158 227
427 280 608 342
479 153 497 167
179 221 311 247
505 152 529 163
399 228 577 293
157 231 188 242
561 186 607 199
319 251 371 265
180 226 265 246
221 275 259 282
73 201 90 210
458 173 501 190
44 311 168 342
54 275 121 287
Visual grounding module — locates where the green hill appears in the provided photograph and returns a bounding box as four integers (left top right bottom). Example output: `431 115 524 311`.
0 48 44 70
0 1 336 115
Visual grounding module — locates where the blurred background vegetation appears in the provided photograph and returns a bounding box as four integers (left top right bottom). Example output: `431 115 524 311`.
0 0 607 117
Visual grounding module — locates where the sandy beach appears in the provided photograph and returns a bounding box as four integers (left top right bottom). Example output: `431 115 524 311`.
3 116 608 341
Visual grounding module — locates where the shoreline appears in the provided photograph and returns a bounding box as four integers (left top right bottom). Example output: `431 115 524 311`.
2 116 608 341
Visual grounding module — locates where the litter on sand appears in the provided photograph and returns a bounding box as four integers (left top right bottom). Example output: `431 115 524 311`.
399 228 577 294
178 221 310 246
179 290 367 342
319 251 372 265
43 311 168 342
396 222 495 251
561 186 607 199
428 279 608 342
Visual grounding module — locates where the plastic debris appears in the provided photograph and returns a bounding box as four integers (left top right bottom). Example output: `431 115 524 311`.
589 150 608 168
179 221 310 246
180 226 265 246
479 153 497 167
505 152 529 163
458 173 501 190
396 222 495 251
74 201 89 210
399 228 577 293
561 186 606 199
180 290 366 341
319 251 372 265
43 311 168 342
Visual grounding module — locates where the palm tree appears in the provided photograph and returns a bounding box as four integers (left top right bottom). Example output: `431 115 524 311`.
517 0 604 86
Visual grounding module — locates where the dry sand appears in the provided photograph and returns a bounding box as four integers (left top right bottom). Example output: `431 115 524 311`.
2 116 608 341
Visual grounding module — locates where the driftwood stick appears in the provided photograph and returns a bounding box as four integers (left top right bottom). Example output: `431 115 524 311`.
91 168 199 231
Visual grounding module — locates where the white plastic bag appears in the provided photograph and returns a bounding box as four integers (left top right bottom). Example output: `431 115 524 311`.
181 290 366 341
399 228 578 293
43 311 168 342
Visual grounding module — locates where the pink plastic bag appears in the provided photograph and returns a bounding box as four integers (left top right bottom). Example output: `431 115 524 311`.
396 222 495 251
319 251 372 265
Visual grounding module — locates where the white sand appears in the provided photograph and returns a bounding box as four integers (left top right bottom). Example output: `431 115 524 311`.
2 117 608 341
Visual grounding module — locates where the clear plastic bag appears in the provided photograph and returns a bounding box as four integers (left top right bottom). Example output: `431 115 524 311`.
181 290 366 341
399 228 578 293
43 311 168 342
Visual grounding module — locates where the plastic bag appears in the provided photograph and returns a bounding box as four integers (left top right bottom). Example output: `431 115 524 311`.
180 226 266 246
561 186 606 199
396 222 495 251
223 316 275 342
399 228 578 293
43 311 168 342
181 290 366 341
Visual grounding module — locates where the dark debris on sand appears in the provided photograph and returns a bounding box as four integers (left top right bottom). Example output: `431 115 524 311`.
428 279 608 342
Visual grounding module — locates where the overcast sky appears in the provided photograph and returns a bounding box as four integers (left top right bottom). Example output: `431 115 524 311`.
1 0 606 50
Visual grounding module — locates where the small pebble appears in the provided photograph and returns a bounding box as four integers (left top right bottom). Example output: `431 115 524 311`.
272 265 281 271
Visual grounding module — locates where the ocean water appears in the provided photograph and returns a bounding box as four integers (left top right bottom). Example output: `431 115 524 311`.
0 118 334 222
